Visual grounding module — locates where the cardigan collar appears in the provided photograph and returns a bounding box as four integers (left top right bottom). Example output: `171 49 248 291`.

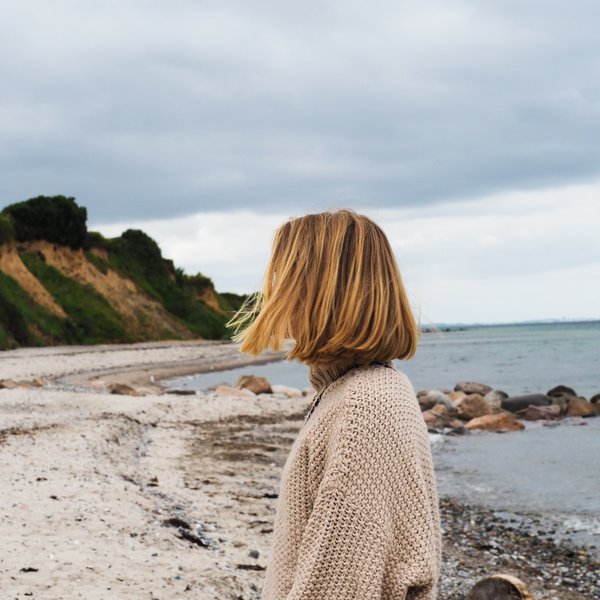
308 359 394 392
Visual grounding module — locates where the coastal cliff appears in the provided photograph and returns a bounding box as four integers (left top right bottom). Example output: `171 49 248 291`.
0 195 245 349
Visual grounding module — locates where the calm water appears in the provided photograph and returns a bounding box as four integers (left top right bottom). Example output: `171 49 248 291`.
431 419 600 554
163 321 600 552
164 321 600 398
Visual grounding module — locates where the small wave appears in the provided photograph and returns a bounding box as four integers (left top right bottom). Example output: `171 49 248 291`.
562 515 600 535
428 433 445 446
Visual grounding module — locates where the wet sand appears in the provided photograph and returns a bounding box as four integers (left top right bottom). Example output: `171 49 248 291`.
1 340 597 599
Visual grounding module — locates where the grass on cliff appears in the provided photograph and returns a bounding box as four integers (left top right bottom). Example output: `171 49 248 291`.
0 271 69 349
19 251 135 345
103 229 232 339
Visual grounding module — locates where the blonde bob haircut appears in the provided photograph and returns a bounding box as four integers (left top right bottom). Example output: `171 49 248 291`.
226 208 420 367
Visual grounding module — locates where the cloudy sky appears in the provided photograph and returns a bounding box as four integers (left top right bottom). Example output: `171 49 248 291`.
2 0 599 324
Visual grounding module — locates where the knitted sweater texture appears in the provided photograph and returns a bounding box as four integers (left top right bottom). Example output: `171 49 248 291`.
261 361 442 599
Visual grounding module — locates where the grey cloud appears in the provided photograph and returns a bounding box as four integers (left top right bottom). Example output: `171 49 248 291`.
1 0 600 222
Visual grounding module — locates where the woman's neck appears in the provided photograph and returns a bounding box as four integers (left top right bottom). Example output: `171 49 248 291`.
307 360 362 392
308 358 395 392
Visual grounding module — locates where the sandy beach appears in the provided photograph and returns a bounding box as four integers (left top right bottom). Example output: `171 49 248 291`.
1 340 597 599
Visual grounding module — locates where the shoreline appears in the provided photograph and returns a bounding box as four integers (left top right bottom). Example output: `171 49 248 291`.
1 340 598 599
2 338 291 394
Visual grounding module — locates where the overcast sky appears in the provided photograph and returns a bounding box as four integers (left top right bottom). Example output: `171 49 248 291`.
2 0 599 323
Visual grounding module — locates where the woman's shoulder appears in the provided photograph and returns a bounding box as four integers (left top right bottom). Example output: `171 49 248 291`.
329 364 429 453
345 361 415 393
332 362 420 414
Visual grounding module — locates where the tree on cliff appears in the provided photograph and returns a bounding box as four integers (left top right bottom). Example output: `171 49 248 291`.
1 195 87 249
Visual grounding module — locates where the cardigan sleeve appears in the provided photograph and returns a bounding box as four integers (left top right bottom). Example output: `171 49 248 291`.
284 373 441 600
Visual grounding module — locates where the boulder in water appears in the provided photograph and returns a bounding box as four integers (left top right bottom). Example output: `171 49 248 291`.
547 384 577 397
519 404 562 421
484 389 509 411
454 394 492 420
465 412 525 432
566 397 597 417
549 394 570 413
419 390 455 412
418 395 436 411
448 390 467 403
236 375 273 394
421 407 450 430
501 393 551 413
454 381 493 395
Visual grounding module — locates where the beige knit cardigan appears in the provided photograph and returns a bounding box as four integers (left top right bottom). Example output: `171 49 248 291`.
261 360 442 600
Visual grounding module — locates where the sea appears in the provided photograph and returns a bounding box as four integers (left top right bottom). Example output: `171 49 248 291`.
163 320 600 554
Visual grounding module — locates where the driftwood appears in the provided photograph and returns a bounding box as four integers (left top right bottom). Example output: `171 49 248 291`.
467 574 533 600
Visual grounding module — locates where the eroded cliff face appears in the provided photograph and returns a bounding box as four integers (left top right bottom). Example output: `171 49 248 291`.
0 243 66 318
196 286 225 314
24 240 194 339
0 240 196 343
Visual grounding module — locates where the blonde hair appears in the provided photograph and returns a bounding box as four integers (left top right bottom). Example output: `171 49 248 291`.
226 208 420 366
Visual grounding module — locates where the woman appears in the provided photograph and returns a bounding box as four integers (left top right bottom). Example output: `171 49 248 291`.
227 208 442 599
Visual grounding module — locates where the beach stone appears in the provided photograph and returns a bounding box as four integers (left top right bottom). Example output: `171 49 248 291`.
467 574 532 599
566 397 597 417
484 389 509 410
590 393 600 405
88 379 108 390
454 394 492 420
0 379 21 389
547 384 577 398
426 390 455 410
109 383 142 396
549 394 570 413
164 388 197 396
520 404 562 421
271 384 302 398
501 394 551 413
418 395 436 411
421 409 448 430
430 403 449 417
448 390 467 403
416 389 430 398
446 425 469 435
30 377 48 387
454 381 493 396
465 412 525 432
236 375 273 394
215 385 256 398
419 391 455 412
302 387 315 396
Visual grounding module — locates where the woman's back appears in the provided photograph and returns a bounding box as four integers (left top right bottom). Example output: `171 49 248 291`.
262 361 441 600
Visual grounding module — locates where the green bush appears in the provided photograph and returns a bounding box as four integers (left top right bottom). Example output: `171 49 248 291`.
84 230 110 250
1 195 87 248
0 212 15 245
183 272 214 294
220 292 247 313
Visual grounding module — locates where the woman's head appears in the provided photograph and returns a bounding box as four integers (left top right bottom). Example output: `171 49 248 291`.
227 208 419 366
